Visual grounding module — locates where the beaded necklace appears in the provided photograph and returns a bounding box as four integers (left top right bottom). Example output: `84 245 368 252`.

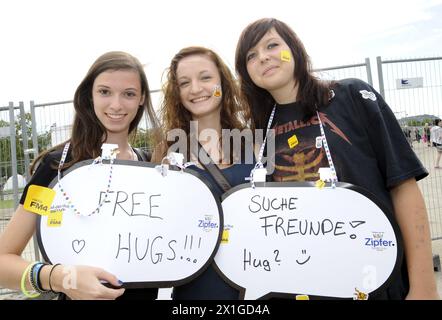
57 142 117 217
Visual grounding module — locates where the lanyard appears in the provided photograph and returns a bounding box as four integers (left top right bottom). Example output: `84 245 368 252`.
255 104 277 167
249 105 277 187
316 111 338 187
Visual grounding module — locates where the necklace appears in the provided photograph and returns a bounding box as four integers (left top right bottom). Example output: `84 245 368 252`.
57 142 116 217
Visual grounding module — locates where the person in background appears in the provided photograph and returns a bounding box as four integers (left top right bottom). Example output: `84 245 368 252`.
430 118 442 169
424 123 431 147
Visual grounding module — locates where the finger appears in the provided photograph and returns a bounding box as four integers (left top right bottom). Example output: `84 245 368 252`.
96 269 123 288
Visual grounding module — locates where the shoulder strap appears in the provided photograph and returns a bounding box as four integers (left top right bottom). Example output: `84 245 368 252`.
133 148 151 162
194 142 232 193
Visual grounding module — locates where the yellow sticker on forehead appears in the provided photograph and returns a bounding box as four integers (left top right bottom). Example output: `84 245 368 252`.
23 185 56 216
280 50 291 62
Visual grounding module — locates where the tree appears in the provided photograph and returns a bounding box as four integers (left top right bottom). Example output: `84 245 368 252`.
130 128 155 152
0 113 51 177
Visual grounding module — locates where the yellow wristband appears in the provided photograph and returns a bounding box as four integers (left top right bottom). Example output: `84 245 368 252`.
20 262 41 299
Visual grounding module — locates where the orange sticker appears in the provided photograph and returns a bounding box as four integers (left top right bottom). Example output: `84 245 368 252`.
213 85 222 98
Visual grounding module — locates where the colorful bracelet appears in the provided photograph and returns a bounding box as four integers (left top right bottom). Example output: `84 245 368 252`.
28 262 40 292
20 262 41 299
29 262 50 293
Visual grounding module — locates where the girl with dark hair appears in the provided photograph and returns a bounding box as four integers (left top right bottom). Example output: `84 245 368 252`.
235 18 438 300
0 51 160 300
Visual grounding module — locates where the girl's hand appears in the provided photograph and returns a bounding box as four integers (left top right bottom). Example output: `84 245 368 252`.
52 265 125 300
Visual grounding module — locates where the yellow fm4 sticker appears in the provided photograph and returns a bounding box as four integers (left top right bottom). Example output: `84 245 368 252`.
23 185 55 216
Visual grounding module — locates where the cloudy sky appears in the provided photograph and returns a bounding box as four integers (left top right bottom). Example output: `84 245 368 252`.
1 0 442 107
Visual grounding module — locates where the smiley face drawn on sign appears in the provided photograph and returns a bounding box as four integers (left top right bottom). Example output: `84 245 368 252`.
295 249 311 265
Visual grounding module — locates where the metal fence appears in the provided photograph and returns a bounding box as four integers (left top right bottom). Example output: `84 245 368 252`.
377 56 442 241
1 57 441 296
314 58 373 86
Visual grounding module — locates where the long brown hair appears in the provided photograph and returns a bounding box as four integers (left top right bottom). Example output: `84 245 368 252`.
31 51 160 172
156 46 248 161
235 18 332 130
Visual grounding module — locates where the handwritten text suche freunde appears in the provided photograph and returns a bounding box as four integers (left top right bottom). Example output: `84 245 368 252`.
248 194 366 238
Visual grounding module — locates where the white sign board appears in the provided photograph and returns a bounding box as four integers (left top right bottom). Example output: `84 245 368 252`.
37 161 222 288
215 183 401 299
396 77 423 89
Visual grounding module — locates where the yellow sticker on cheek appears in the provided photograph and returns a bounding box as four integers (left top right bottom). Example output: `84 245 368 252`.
287 134 299 148
23 185 56 215
280 50 291 62
47 210 63 227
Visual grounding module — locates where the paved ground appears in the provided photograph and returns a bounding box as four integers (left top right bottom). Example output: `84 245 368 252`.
1 142 441 299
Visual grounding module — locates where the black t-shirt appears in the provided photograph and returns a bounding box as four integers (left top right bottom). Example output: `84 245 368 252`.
269 78 428 299
20 146 158 300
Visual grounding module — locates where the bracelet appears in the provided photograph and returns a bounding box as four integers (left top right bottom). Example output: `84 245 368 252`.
48 263 62 293
35 263 50 293
20 262 41 298
28 262 40 293
29 262 49 293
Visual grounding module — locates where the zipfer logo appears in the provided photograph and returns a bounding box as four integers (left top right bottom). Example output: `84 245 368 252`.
364 231 395 251
198 215 218 232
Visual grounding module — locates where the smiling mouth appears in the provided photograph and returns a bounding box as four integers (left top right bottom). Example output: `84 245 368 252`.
191 96 210 103
263 66 278 76
106 113 126 120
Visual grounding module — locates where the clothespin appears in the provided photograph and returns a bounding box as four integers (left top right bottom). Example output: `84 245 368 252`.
168 152 184 167
245 162 267 189
155 163 169 177
101 144 119 160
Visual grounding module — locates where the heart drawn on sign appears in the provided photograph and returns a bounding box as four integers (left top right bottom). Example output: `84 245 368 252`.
72 240 86 254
